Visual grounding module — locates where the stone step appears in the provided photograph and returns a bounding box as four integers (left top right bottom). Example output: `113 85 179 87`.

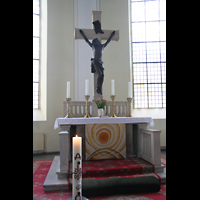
156 170 166 184
43 156 69 191
155 165 166 184
154 164 165 173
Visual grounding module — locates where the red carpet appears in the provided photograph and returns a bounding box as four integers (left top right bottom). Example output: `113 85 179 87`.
33 158 166 200
81 158 160 180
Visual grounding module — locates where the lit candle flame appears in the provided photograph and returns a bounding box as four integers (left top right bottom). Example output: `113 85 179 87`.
76 135 78 137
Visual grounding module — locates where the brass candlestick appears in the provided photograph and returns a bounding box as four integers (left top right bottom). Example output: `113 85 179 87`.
110 95 117 117
65 98 71 118
127 98 132 117
84 95 90 118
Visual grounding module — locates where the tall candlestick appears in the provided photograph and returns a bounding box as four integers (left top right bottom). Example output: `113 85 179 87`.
65 98 71 118
128 82 132 98
84 95 90 118
127 97 133 117
111 79 115 95
85 79 89 96
66 81 70 98
72 135 82 200
110 95 117 117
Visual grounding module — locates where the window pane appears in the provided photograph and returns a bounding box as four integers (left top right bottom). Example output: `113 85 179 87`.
33 0 40 14
134 84 148 108
146 22 160 41
131 1 145 22
132 43 146 62
33 14 39 37
132 22 146 42
147 63 161 83
133 63 147 84
146 42 160 62
160 42 166 61
146 0 159 21
33 60 39 82
160 21 166 41
148 84 162 108
162 83 166 107
160 0 166 20
33 37 39 59
161 63 166 83
33 82 39 109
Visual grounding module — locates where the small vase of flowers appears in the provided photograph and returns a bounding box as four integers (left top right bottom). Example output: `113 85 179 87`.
95 98 108 117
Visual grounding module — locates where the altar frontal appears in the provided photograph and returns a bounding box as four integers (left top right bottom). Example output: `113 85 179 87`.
85 124 126 160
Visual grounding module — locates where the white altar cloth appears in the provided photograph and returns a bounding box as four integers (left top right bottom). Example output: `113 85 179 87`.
54 117 154 130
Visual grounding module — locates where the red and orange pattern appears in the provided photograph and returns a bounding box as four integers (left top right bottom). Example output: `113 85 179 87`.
85 124 126 160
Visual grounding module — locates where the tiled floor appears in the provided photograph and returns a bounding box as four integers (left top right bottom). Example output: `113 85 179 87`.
33 150 166 160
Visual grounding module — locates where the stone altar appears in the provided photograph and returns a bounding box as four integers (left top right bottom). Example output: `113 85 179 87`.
43 116 166 191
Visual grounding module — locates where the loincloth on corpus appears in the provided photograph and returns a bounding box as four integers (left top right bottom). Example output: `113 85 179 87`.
90 58 104 76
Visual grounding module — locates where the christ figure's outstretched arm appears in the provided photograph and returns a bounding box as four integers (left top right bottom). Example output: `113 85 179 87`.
102 31 115 48
79 29 92 47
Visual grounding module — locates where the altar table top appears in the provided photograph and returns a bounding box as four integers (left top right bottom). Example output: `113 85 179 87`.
54 117 154 130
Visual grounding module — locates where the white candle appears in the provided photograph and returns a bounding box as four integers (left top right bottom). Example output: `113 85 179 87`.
72 135 82 200
66 81 70 98
111 79 115 95
85 79 89 96
128 82 132 98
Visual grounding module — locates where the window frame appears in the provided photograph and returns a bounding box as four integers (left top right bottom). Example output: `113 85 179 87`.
131 0 166 109
33 0 41 109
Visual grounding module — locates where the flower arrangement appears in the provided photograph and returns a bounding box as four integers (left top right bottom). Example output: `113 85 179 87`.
95 98 108 109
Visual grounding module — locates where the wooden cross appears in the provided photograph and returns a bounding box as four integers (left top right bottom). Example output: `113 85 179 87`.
75 11 119 100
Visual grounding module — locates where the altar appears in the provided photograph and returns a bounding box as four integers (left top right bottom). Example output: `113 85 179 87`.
55 116 154 160
43 116 164 191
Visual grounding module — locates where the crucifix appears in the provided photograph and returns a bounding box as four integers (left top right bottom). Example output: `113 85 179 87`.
75 11 119 99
